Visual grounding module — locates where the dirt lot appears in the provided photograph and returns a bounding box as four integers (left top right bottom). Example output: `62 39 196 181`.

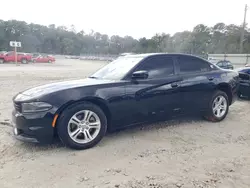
0 59 250 188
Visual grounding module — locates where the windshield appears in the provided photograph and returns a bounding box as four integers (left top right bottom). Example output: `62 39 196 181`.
90 56 144 80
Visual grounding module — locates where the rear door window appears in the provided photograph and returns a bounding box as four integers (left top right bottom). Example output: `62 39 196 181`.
178 56 210 74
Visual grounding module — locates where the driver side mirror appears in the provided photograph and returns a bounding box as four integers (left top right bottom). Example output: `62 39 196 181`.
131 70 148 80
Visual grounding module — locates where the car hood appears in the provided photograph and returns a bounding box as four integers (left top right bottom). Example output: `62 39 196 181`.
14 78 116 101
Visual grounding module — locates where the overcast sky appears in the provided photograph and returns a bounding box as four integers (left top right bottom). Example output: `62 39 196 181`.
1 0 249 39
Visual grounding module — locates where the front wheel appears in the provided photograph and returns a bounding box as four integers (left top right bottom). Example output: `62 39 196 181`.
48 60 52 63
204 90 229 122
0 59 4 64
57 102 107 150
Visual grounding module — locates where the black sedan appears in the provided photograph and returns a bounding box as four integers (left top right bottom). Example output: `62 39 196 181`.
215 60 234 70
12 53 239 150
236 67 250 98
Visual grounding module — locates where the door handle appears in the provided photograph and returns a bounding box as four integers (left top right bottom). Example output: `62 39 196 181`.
171 83 179 88
208 77 214 81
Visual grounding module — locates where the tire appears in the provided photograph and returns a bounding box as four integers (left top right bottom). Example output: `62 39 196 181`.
21 58 28 64
57 102 107 150
0 59 4 64
48 60 52 63
203 90 229 122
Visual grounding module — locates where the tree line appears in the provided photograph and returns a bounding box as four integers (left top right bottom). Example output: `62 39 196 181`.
0 20 249 56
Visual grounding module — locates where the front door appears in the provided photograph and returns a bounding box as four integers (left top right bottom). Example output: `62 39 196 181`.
122 55 182 127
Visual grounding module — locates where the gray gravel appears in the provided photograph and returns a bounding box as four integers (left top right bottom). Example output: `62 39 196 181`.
0 60 250 188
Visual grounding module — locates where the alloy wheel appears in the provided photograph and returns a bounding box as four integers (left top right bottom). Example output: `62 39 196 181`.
212 95 227 118
67 110 101 144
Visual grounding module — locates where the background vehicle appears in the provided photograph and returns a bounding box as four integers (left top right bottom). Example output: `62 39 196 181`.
64 55 79 59
12 53 239 150
0 51 32 64
208 57 220 64
215 60 234 69
32 55 55 63
236 67 250 98
237 67 250 75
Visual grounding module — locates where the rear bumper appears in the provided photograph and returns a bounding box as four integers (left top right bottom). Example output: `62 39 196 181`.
12 110 55 144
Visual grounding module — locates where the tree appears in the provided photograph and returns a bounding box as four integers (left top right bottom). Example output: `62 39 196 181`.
0 19 249 55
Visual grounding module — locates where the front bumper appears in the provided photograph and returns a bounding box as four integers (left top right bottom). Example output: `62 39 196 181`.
12 110 55 144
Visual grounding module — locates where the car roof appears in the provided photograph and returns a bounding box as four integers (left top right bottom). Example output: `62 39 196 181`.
124 53 205 59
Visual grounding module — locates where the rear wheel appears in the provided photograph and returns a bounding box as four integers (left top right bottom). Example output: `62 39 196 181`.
204 90 229 122
21 58 28 64
0 59 4 64
48 60 52 63
57 102 107 150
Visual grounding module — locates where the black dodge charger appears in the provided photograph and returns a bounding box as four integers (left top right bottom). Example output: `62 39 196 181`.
12 53 239 150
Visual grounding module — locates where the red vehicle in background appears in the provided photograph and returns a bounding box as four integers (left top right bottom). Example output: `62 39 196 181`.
0 51 32 64
32 54 55 63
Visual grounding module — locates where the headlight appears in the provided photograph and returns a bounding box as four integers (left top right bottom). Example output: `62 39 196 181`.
21 102 52 113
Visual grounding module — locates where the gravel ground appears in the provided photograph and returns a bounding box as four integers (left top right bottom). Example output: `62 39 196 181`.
0 60 250 188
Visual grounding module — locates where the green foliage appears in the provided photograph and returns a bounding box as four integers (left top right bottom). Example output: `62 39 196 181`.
0 19 249 55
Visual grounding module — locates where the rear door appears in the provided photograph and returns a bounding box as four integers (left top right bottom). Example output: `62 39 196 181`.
121 55 182 127
176 55 216 113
